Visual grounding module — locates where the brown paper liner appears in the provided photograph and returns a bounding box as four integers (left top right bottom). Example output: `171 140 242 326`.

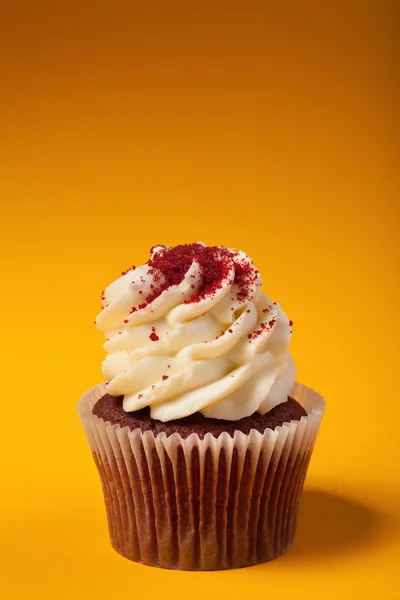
77 382 325 570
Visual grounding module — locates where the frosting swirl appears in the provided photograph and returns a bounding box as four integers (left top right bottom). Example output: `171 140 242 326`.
96 243 295 421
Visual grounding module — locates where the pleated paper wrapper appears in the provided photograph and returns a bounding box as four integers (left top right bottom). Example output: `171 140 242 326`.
77 382 325 570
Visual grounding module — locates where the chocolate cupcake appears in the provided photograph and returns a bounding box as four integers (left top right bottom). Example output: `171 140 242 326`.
78 243 325 570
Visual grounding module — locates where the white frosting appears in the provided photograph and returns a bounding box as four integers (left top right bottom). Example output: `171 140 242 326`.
96 244 295 421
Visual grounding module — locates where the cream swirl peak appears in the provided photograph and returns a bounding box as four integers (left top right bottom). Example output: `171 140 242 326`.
96 243 295 421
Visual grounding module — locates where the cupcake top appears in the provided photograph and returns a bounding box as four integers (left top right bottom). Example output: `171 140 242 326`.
96 243 295 422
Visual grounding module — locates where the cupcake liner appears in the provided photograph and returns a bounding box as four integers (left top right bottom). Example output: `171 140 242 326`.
77 382 325 570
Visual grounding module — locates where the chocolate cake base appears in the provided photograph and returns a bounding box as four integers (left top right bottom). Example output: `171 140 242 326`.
79 383 324 570
92 394 307 439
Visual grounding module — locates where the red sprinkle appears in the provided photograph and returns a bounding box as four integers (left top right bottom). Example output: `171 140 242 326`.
124 319 129 323
162 375 169 381
138 394 143 399
149 326 159 342
251 316 277 339
228 328 233 333
121 265 136 276
288 320 293 327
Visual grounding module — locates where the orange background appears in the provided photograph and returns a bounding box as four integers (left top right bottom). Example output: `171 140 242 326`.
0 1 399 599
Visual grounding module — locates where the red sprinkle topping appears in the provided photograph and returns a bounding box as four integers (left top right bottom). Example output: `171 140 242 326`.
118 244 259 314
121 265 136 276
124 319 129 323
234 258 258 302
147 244 234 305
288 320 293 327
228 328 233 333
139 244 257 305
162 375 169 381
138 394 143 399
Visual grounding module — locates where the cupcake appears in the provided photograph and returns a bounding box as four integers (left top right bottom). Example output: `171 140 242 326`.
77 243 325 570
